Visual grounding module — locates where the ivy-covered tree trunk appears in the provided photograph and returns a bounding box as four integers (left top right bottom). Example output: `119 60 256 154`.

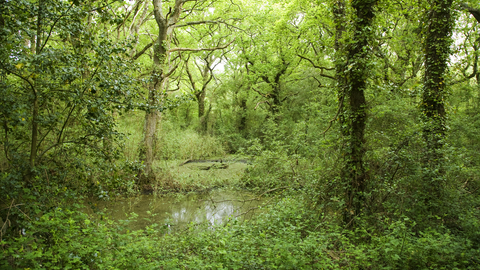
337 0 377 227
421 0 454 209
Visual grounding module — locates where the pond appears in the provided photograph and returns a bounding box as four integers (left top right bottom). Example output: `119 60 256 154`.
88 189 262 231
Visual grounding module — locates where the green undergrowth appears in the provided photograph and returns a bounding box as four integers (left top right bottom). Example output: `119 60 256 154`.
2 196 479 269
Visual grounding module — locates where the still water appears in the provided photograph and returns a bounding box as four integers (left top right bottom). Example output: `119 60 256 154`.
89 189 262 231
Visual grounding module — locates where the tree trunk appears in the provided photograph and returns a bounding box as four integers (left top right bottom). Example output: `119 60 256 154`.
271 83 281 115
143 98 158 180
185 54 215 133
29 0 43 170
334 0 346 134
197 89 207 132
421 0 454 209
140 0 183 184
239 98 247 132
336 0 377 227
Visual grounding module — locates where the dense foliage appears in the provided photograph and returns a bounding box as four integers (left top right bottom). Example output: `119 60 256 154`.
2 0 480 268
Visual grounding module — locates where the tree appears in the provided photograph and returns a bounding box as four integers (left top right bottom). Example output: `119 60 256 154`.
0 0 139 201
420 0 455 213
334 0 378 227
236 1 306 120
183 52 222 132
130 0 236 184
454 4 480 84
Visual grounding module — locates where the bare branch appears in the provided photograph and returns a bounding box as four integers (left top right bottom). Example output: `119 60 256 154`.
132 39 156 60
320 95 344 137
298 54 335 72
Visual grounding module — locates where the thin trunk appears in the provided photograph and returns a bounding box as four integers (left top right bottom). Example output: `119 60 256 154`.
129 0 150 58
30 0 43 169
334 0 346 131
143 89 159 179
186 54 214 133
0 0 4 30
198 61 211 132
270 60 287 116
197 92 206 118
239 98 247 132
197 89 207 132
185 104 192 126
474 37 480 84
0 1 7 167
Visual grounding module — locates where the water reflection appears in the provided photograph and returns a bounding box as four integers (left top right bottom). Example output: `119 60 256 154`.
90 190 261 231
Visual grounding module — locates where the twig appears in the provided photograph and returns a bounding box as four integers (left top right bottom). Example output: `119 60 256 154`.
1 204 25 211
14 205 32 221
320 95 344 137
45 168 50 186
254 100 270 110
1 200 14 242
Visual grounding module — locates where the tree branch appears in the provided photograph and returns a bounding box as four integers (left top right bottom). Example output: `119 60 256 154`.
320 95 344 137
132 39 156 60
173 20 222 28
461 3 480 23
40 3 74 53
298 54 335 71
167 39 234 54
254 100 270 110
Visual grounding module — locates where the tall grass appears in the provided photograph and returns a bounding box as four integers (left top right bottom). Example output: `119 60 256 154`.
117 112 227 161
117 111 145 161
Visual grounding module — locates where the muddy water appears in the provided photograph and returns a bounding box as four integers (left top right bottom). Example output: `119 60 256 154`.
90 190 261 231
